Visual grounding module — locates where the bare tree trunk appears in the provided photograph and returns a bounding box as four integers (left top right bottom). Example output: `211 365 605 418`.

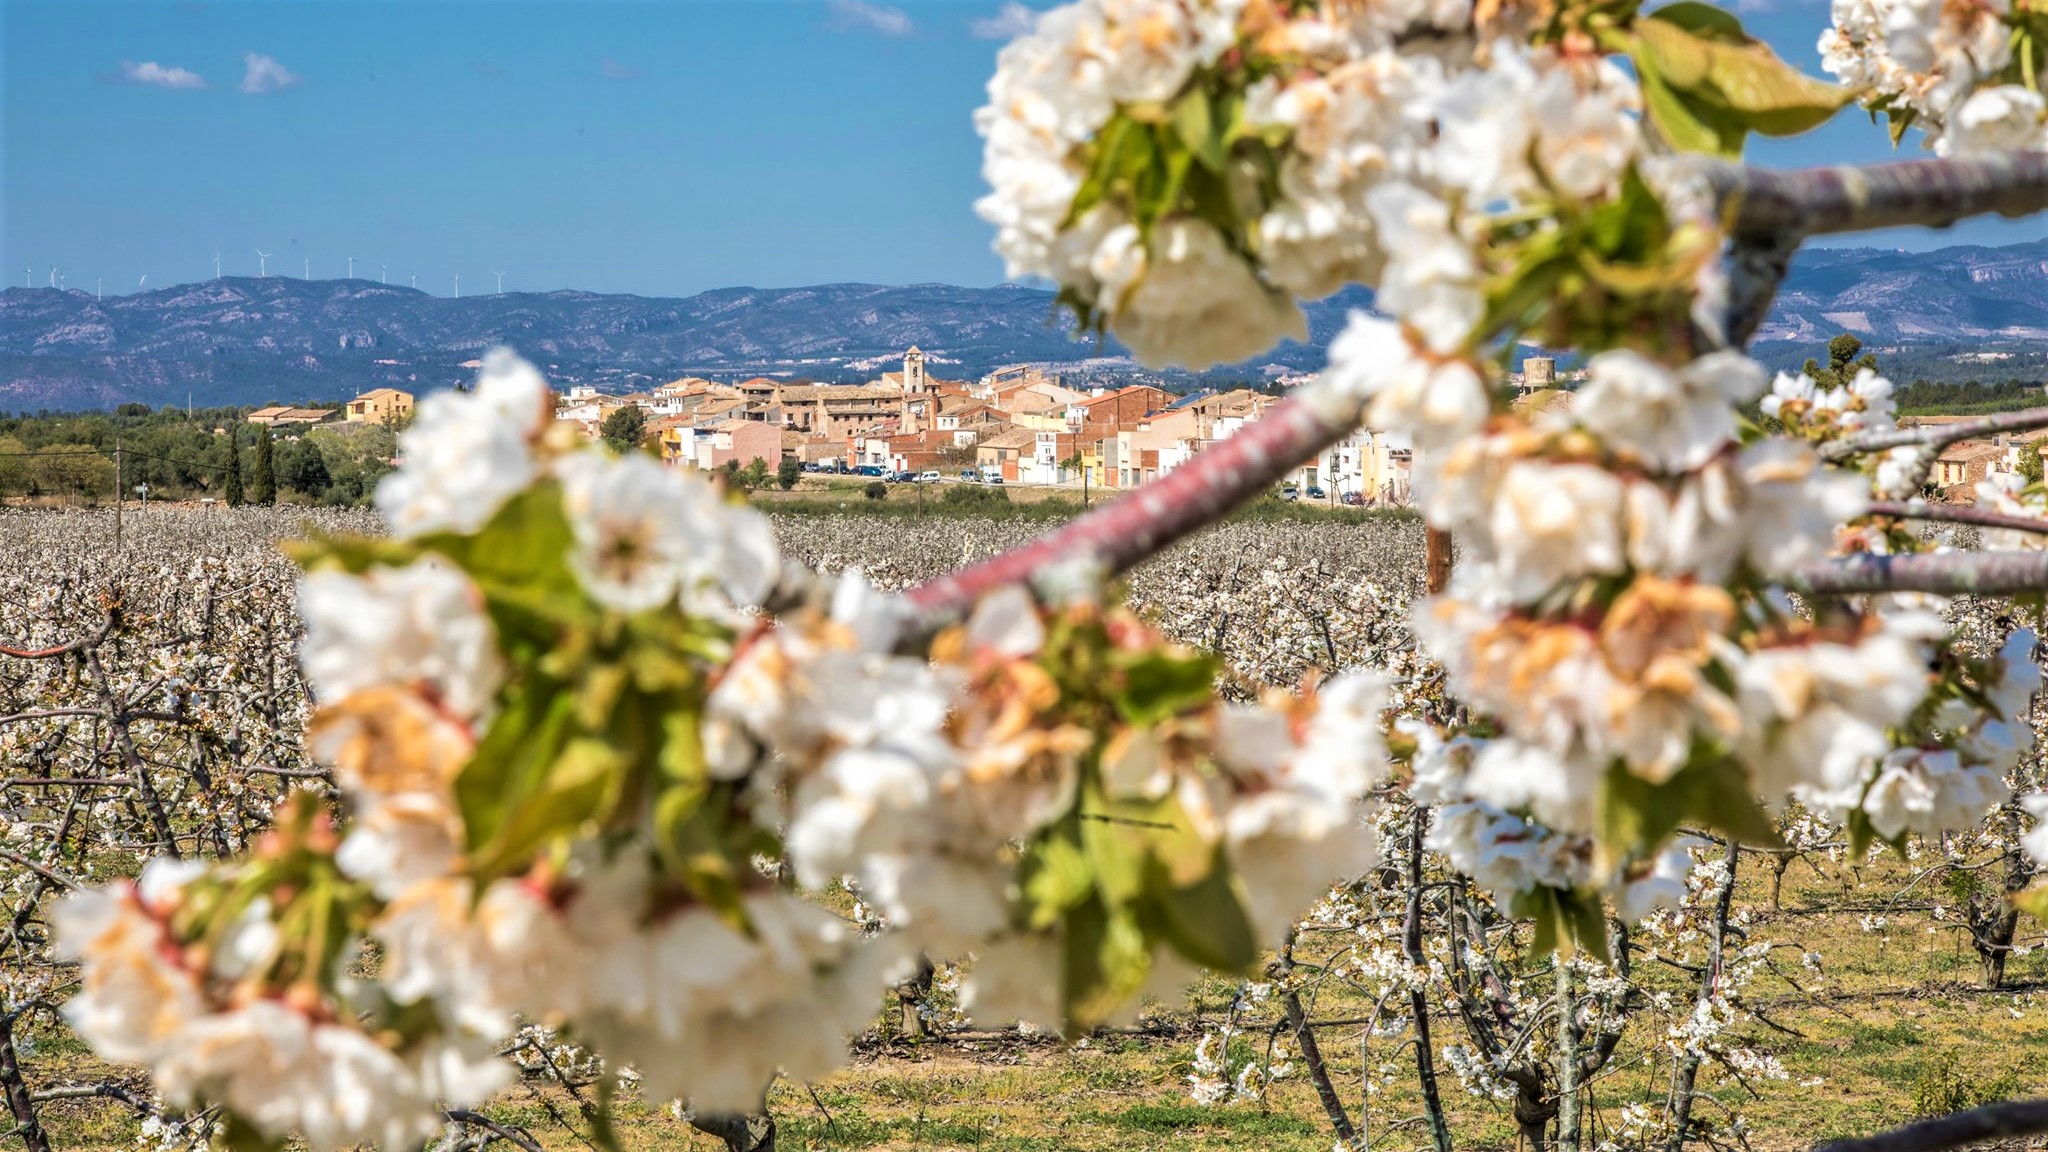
0 1011 50 1152
1556 959 1579 1152
1969 805 2032 990
895 957 935 1039
1404 810 1455 1152
1666 840 1739 1152
1277 935 1363 1152
1768 850 1793 913
688 1111 775 1152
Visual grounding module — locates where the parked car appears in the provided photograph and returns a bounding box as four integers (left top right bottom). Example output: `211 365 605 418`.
960 469 979 482
892 470 918 483
800 462 820 473
986 475 1005 485
1306 486 1326 500
916 470 943 483
853 464 886 477
1278 485 1300 502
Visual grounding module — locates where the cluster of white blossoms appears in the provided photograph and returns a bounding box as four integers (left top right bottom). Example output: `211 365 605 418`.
1821 0 2046 153
765 582 1389 1026
1977 472 2048 550
55 848 506 1152
1763 368 1898 441
1330 319 2033 895
1406 719 1697 921
974 0 1645 368
52 350 1416 1141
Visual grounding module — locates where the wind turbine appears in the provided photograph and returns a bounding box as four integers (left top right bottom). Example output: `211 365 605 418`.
213 252 221 280
409 272 416 288
380 264 388 285
21 267 28 289
491 270 507 295
138 274 149 290
304 258 311 280
453 273 460 299
48 267 57 288
96 278 102 301
347 256 355 280
255 249 272 278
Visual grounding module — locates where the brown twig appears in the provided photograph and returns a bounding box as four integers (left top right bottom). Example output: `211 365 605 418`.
1821 408 2048 464
1812 1099 2048 1152
1865 501 2048 536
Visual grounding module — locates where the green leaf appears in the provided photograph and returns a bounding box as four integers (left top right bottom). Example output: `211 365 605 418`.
420 481 580 599
457 684 575 858
1599 751 1780 867
1143 852 1260 974
1079 802 1146 908
2014 880 2048 922
1021 822 1097 929
1630 7 1851 155
652 782 746 922
1563 895 1612 964
1111 648 1218 727
469 735 623 880
1062 895 1152 1030
1171 91 1226 174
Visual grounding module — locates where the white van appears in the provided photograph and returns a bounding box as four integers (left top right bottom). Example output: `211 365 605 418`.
916 470 943 483
979 464 1004 483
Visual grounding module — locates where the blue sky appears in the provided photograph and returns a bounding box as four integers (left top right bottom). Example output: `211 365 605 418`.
2 0 2040 299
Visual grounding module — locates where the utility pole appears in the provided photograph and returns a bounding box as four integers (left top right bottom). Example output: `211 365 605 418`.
113 438 123 553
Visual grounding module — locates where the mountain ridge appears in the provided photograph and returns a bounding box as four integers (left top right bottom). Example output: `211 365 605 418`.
2 237 2044 410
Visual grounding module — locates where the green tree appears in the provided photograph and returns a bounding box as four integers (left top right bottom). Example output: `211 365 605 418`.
251 425 277 505
0 436 26 495
279 437 333 499
224 428 245 507
776 457 801 491
600 406 648 454
1803 332 1880 387
33 447 115 502
2023 443 2045 485
740 456 771 491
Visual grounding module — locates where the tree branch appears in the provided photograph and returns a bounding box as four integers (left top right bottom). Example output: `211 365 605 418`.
1866 501 2048 536
903 156 2047 616
906 383 1365 619
1812 1099 2048 1152
1795 549 2048 597
1703 153 2048 242
1821 408 2048 464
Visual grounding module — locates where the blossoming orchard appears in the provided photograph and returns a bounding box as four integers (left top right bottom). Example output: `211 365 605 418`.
9 0 2048 1150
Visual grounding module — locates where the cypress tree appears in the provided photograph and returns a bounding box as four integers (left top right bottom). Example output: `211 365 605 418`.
252 425 276 505
224 427 245 507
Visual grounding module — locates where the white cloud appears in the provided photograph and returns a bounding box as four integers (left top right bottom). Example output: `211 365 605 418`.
970 2 1039 39
118 60 207 90
239 51 301 94
827 0 915 36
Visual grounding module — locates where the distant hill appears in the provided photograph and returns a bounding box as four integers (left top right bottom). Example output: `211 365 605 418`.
1 237 2043 410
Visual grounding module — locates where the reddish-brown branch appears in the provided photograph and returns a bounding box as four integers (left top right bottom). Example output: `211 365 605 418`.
906 389 1362 618
1866 501 2048 535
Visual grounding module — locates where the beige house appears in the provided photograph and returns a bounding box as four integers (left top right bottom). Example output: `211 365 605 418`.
345 388 415 424
247 406 338 427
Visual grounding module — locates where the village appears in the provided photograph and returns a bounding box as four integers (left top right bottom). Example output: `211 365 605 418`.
246 348 1420 505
